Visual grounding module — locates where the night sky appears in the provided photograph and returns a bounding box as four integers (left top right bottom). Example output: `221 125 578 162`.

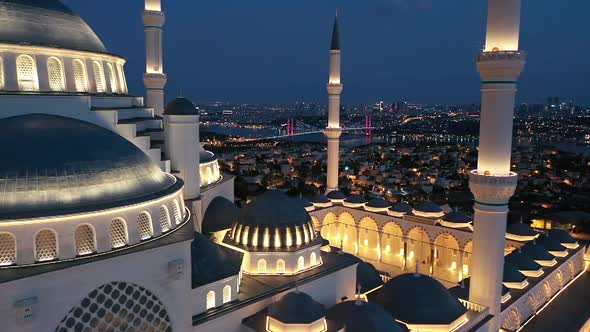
64 0 590 105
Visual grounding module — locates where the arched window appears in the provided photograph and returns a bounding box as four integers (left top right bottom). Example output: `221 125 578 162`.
72 59 88 92
206 290 215 310
222 285 231 304
172 199 181 225
257 259 267 273
92 61 106 93
47 57 65 91
35 229 58 261
16 55 38 91
0 56 5 90
298 256 305 271
0 233 16 265
310 252 317 266
137 211 153 240
276 259 286 274
107 63 118 93
117 63 127 93
75 224 96 256
159 206 171 232
109 218 128 248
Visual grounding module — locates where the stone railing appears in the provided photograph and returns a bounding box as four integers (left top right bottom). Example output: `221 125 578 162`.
459 298 488 313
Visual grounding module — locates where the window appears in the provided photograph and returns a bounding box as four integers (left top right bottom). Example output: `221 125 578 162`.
35 229 57 261
72 59 88 92
206 290 215 310
298 256 305 271
0 233 16 265
137 211 153 240
92 61 106 93
75 224 96 256
310 252 317 266
16 55 38 91
276 259 285 274
172 199 181 225
109 218 128 248
257 259 267 273
0 56 4 90
222 285 231 304
107 63 118 93
47 57 65 91
159 206 171 232
117 63 127 93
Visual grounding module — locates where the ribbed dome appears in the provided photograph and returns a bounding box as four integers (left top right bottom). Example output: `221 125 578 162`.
0 0 107 53
268 292 326 324
0 114 175 219
374 273 467 325
327 300 404 332
163 97 198 116
229 190 317 250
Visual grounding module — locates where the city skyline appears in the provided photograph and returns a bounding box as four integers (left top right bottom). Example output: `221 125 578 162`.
65 0 590 104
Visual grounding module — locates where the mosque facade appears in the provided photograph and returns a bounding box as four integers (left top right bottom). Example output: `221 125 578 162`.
0 1 587 332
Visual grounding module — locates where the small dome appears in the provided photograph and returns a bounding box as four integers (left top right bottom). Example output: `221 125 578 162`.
0 0 107 53
229 190 317 250
449 278 510 300
326 300 404 332
503 262 527 283
164 97 199 116
191 232 242 288
344 194 367 205
507 223 538 237
442 211 472 224
293 197 313 208
366 198 391 208
357 261 384 293
505 251 542 272
326 190 347 200
535 233 567 252
414 202 442 213
198 143 216 163
389 202 413 213
520 242 554 261
202 197 239 234
0 114 175 219
548 229 576 245
374 273 467 325
268 292 326 324
309 193 331 204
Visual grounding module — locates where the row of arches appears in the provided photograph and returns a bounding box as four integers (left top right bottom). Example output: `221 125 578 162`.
0 54 125 94
0 200 183 265
206 285 232 310
320 212 472 282
256 252 318 274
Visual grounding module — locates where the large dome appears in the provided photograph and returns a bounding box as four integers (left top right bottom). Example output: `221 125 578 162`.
0 0 107 53
0 114 176 219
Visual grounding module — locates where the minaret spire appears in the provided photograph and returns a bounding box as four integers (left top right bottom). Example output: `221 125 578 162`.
143 0 167 116
468 1 526 331
324 13 343 194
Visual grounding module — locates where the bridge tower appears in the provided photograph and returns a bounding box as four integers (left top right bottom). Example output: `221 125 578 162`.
324 13 343 194
469 1 525 331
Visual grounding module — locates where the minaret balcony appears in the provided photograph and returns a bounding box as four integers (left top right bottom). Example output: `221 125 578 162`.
477 50 526 62
469 170 517 206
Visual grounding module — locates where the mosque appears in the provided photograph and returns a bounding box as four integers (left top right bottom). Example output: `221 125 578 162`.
0 0 588 332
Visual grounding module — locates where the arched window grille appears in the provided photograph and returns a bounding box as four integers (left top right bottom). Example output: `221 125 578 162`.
159 205 171 232
257 259 267 274
206 290 215 310
310 252 317 266
172 199 182 225
47 57 65 91
92 61 106 93
298 256 305 271
0 56 5 90
0 233 16 265
72 59 88 92
222 285 231 304
75 224 96 256
16 54 38 91
35 229 58 261
137 211 153 240
109 218 128 248
107 63 118 93
276 259 286 274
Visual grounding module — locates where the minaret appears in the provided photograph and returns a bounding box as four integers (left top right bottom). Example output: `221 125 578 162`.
324 14 343 194
143 0 167 116
469 1 525 331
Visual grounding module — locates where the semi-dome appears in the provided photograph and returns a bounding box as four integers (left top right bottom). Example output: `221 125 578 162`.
326 300 404 332
374 273 467 325
202 196 240 234
0 114 176 219
228 190 317 250
191 232 242 289
268 291 326 324
0 0 107 53
163 97 199 116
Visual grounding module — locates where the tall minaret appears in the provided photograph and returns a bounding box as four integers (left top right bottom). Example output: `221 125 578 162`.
143 0 167 116
324 14 343 194
469 1 525 331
